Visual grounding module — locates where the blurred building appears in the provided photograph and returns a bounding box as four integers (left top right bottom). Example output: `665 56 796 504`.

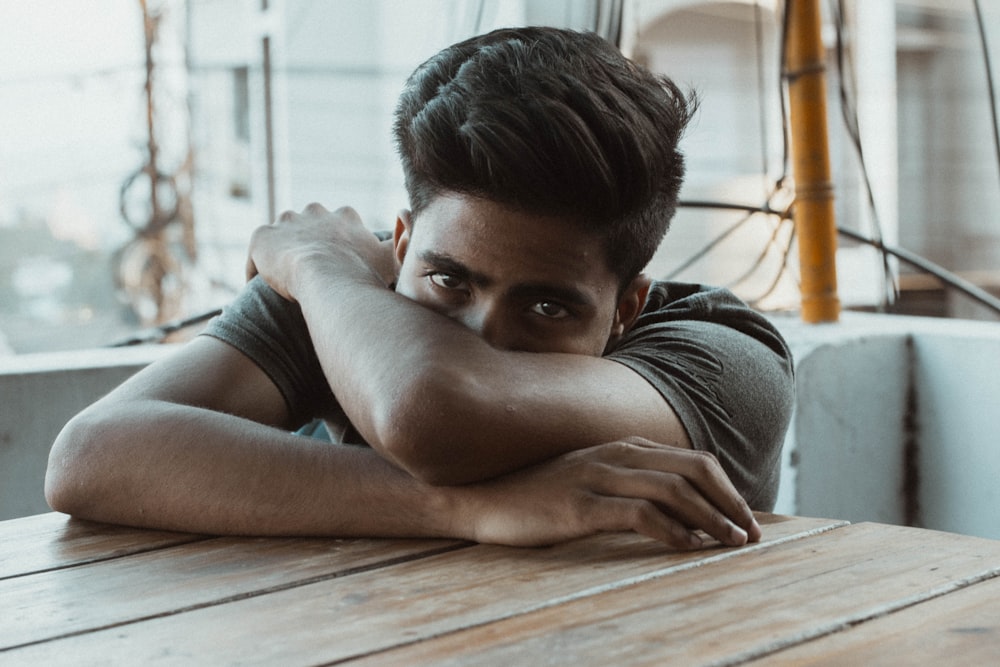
0 0 998 354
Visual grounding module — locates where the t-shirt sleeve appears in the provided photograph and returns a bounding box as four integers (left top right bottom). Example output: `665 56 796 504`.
606 282 794 510
200 275 334 427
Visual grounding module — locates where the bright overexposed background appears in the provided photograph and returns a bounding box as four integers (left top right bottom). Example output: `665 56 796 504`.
1 0 998 353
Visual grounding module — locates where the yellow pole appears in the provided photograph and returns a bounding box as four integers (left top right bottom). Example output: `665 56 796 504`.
786 0 840 322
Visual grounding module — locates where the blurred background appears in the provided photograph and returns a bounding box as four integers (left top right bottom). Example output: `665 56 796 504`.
1 0 998 354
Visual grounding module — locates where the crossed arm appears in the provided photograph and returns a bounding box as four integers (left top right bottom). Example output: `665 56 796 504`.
245 205 694 483
45 205 762 549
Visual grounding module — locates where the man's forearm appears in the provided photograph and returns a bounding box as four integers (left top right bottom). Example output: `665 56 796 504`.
45 398 458 538
46 397 761 548
289 263 592 484
250 208 688 486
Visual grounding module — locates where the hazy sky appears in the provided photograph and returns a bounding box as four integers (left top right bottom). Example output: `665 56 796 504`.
0 2 180 249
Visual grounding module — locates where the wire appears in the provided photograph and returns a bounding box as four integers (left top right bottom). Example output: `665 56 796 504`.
746 224 797 308
777 0 791 185
664 207 759 279
678 200 1000 316
835 228 1000 315
753 0 772 188
828 0 896 307
109 307 222 347
973 0 1000 193
664 4 790 292
672 196 793 287
724 214 791 292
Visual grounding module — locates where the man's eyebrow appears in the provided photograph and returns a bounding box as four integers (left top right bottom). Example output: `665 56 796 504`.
418 250 490 285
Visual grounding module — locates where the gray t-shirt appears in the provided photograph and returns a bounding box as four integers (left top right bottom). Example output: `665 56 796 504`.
203 277 794 509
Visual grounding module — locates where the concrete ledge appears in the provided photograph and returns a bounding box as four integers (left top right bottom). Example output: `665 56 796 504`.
0 345 177 520
771 312 1000 540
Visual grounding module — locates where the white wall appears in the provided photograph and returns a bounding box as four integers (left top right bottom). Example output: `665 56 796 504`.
914 329 1000 538
773 312 1000 541
774 325 913 525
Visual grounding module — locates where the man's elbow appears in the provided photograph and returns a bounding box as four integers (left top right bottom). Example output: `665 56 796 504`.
367 373 456 486
375 425 474 486
44 410 109 517
377 410 482 486
370 360 521 486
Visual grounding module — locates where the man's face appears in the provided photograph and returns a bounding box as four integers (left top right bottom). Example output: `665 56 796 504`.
393 194 648 355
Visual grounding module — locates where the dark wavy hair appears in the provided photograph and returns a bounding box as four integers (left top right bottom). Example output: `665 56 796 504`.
393 26 696 283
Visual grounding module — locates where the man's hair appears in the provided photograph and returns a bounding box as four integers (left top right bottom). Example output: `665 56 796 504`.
393 26 696 283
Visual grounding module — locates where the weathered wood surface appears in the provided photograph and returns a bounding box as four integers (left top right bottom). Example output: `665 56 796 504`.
0 512 202 579
2 515 843 664
3 516 464 650
352 522 1000 666
2 512 998 666
749 575 1000 665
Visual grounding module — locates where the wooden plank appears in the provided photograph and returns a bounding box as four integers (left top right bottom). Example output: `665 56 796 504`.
343 523 1000 667
745 575 1000 665
2 533 464 651
0 512 203 579
0 515 845 664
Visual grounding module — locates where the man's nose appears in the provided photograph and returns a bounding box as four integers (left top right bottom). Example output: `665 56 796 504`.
455 302 518 350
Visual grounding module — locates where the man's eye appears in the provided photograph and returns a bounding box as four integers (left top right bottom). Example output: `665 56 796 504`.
428 272 466 290
530 301 570 319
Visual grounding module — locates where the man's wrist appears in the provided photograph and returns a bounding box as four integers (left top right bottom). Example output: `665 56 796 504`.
423 482 480 542
291 250 386 302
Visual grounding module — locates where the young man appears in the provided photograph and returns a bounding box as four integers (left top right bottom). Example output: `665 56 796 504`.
45 27 794 550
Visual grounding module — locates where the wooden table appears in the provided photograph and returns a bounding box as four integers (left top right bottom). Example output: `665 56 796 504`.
3 512 999 665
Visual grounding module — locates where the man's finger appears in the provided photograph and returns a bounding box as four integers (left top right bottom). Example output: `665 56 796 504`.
303 202 329 217
592 496 703 550
616 438 759 540
245 225 267 283
590 468 748 547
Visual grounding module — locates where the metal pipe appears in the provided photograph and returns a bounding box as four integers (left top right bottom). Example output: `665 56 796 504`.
785 0 841 322
261 0 276 224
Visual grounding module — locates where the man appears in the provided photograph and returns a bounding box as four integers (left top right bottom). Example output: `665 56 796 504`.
45 27 794 550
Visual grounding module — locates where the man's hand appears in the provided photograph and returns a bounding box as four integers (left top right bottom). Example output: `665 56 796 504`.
450 437 761 550
246 203 394 300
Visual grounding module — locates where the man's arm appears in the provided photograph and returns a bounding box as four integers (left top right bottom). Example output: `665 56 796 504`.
45 336 758 547
248 205 692 486
43 337 445 538
302 273 685 484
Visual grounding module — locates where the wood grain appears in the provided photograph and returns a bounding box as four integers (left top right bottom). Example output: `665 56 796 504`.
2 533 464 650
0 512 202 579
347 522 1000 667
0 515 845 664
747 574 1000 665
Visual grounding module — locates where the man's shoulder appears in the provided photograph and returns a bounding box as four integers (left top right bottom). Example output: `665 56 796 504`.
643 281 757 320
618 280 792 364
201 276 332 426
616 282 793 511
